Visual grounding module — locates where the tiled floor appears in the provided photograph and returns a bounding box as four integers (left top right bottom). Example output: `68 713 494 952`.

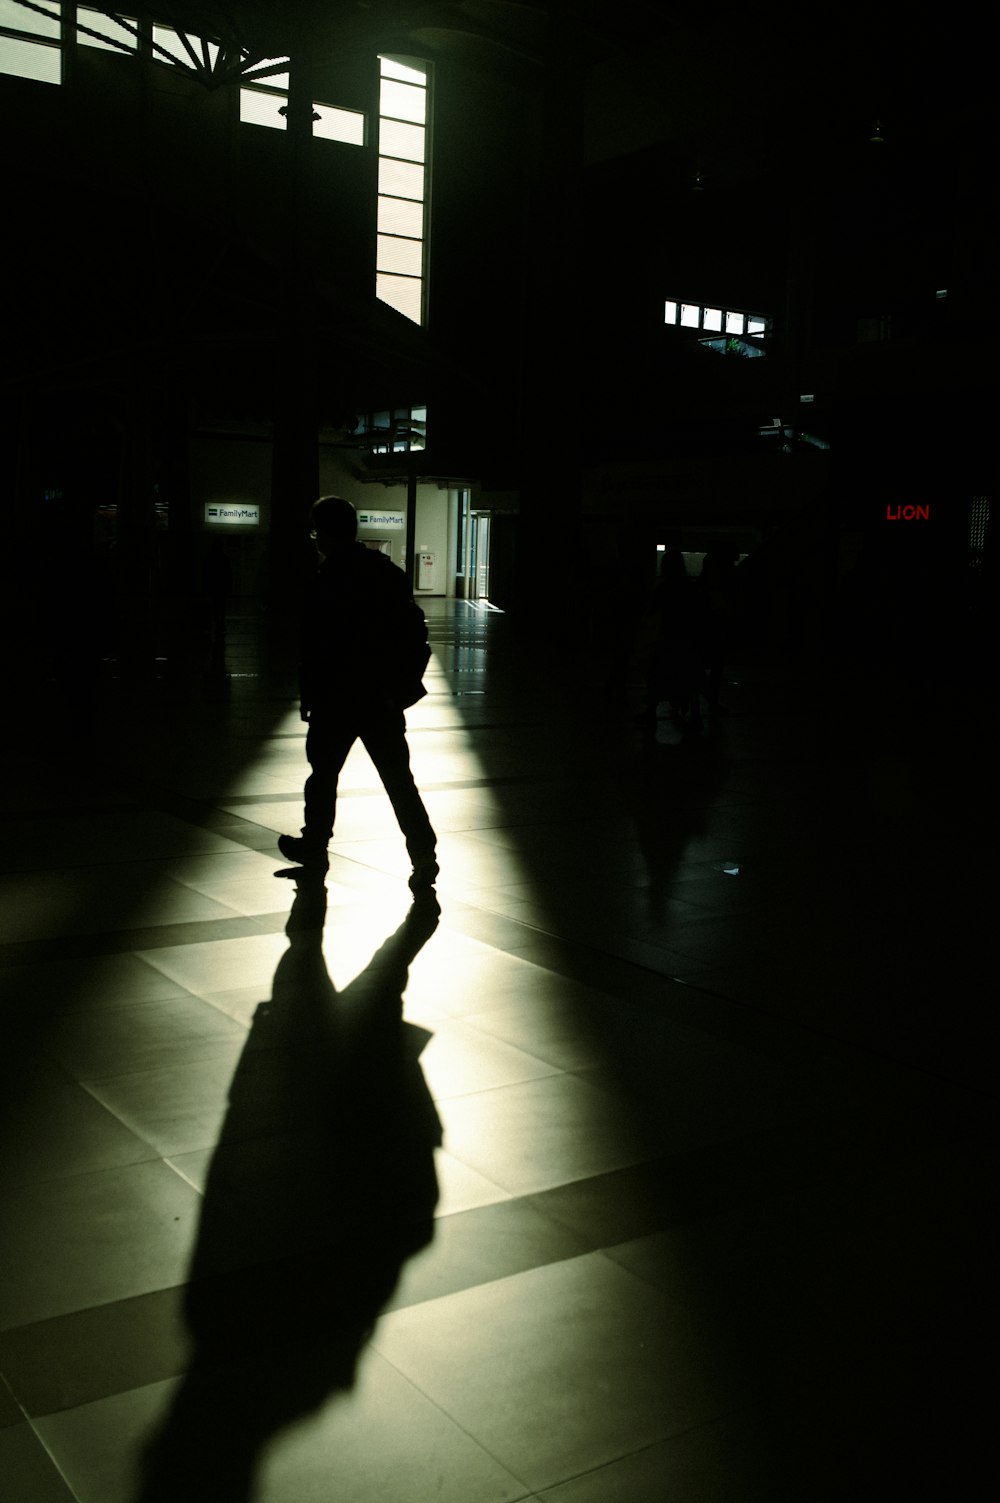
1 600 993 1500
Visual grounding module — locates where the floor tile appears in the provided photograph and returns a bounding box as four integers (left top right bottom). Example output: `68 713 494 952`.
0 1285 191 1417
0 1161 202 1329
81 1051 246 1157
385 1194 590 1311
371 1252 722 1494
420 1016 562 1098
45 993 249 1082
0 1422 78 1503
135 932 290 997
0 952 190 1008
0 1072 155 1189
438 1072 650 1197
34 1349 531 1503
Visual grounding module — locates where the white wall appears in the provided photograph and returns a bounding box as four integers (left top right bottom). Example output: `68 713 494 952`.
189 437 457 595
317 447 451 591
411 485 449 596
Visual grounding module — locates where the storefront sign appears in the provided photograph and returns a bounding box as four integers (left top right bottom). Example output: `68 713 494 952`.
885 505 930 521
205 503 261 526
358 510 405 529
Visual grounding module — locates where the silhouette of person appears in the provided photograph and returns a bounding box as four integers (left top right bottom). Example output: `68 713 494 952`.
639 548 707 731
699 544 741 713
134 879 442 1502
278 495 438 893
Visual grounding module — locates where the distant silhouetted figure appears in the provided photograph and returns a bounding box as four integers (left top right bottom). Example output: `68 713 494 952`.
699 545 741 712
278 495 438 893
640 549 706 731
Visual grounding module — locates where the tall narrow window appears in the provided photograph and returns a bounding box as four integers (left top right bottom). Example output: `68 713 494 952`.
968 496 989 554
377 55 428 324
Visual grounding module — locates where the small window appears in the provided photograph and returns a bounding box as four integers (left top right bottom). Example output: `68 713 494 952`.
377 274 423 323
241 56 291 86
1 0 60 83
378 157 424 201
379 117 424 161
0 32 60 81
664 300 678 324
725 311 745 334
313 102 365 145
0 0 59 37
680 303 700 328
703 307 723 331
377 234 423 276
381 57 427 86
379 77 426 124
78 8 138 52
240 88 286 129
378 197 423 238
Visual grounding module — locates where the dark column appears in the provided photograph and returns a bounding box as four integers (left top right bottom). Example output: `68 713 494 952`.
405 467 418 590
513 2 585 625
269 52 320 606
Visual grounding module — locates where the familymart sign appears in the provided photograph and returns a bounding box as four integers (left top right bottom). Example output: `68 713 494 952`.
358 510 405 529
205 504 261 526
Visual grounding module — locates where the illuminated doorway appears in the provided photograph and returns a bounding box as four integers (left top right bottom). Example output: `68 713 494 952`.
456 490 492 600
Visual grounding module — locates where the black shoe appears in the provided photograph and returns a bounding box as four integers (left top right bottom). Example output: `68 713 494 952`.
408 857 439 893
278 834 329 870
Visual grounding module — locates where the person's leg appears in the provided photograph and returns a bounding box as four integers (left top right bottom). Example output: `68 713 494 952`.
301 713 356 848
360 706 438 886
280 714 356 867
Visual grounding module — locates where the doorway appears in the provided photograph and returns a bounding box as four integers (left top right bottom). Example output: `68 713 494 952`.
456 491 492 600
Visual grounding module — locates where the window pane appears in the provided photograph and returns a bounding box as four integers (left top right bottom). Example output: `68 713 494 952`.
0 34 60 82
703 307 723 331
680 304 700 327
240 88 287 128
377 234 423 275
379 118 424 162
241 55 290 84
78 8 137 51
378 157 424 200
377 273 422 323
0 0 60 38
379 78 425 124
725 311 745 334
380 56 426 86
314 102 364 145
242 69 289 91
664 300 678 324
747 316 766 336
151 24 186 64
378 196 423 237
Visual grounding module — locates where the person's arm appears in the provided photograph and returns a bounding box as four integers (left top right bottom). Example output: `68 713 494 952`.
383 566 431 707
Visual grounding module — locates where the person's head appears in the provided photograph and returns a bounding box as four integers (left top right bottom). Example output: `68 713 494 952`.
310 495 358 554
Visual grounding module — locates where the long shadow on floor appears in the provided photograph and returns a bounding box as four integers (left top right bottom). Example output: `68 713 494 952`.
134 880 442 1503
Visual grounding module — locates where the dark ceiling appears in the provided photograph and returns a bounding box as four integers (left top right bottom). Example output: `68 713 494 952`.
145 0 989 173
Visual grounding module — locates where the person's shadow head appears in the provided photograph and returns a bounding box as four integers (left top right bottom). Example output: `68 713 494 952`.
135 878 442 1502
